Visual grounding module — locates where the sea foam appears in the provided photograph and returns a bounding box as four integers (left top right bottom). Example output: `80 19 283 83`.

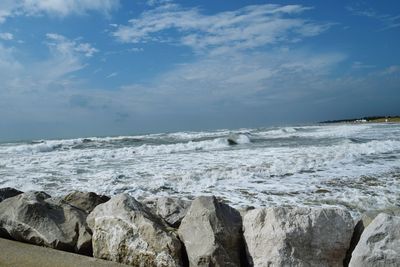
0 123 399 215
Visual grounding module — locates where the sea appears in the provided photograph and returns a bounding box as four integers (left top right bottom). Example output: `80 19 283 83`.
0 123 399 216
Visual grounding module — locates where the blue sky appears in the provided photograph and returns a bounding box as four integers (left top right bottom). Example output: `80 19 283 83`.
0 0 399 141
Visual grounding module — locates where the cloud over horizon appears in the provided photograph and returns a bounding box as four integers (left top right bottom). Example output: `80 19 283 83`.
0 0 399 140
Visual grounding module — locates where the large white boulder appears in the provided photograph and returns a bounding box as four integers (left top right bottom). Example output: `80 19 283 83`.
243 206 354 267
349 213 400 267
178 196 243 267
0 191 92 255
87 194 183 267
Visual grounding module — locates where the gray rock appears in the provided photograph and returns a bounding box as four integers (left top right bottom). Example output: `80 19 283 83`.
61 191 110 214
360 207 400 228
178 196 243 267
237 205 255 218
0 187 23 202
0 191 92 255
349 213 400 267
345 209 397 256
145 197 190 228
243 206 354 267
345 206 400 266
87 194 183 267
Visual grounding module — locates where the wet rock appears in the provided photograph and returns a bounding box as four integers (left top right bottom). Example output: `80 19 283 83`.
87 194 182 267
227 138 238 145
61 191 110 214
0 191 92 255
349 213 400 267
145 197 190 228
243 206 354 267
0 187 23 202
178 196 243 267
314 188 331 194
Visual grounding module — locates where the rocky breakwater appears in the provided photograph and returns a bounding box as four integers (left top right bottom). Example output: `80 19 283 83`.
0 187 399 267
0 189 109 255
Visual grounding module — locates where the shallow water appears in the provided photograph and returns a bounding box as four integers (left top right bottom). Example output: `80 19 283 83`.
1 123 399 215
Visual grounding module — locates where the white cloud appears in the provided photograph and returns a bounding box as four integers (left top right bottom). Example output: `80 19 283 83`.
146 0 173 7
0 0 14 23
112 50 347 113
347 5 400 30
106 72 118 78
381 65 400 75
46 33 98 57
128 47 144 53
113 3 332 54
0 33 97 97
104 47 144 56
0 33 103 140
351 61 375 70
0 0 120 23
0 44 22 79
1 38 398 139
107 3 343 114
1 40 348 125
0 32 13 40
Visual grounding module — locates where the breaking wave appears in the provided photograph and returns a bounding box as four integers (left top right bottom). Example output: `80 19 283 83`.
1 123 399 215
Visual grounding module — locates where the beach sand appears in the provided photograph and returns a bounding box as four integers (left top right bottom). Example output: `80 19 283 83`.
0 238 129 267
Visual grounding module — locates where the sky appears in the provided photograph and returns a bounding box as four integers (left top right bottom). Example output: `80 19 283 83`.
0 0 399 141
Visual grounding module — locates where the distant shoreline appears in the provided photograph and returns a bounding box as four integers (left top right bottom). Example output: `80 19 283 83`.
320 116 400 124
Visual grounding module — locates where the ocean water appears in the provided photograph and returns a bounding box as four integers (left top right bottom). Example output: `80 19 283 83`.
0 123 399 215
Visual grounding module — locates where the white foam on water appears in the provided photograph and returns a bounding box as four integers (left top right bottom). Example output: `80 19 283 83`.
0 139 84 153
254 127 298 138
234 134 251 144
121 134 252 156
300 124 373 138
132 137 231 155
165 130 232 140
0 123 399 216
254 124 373 139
